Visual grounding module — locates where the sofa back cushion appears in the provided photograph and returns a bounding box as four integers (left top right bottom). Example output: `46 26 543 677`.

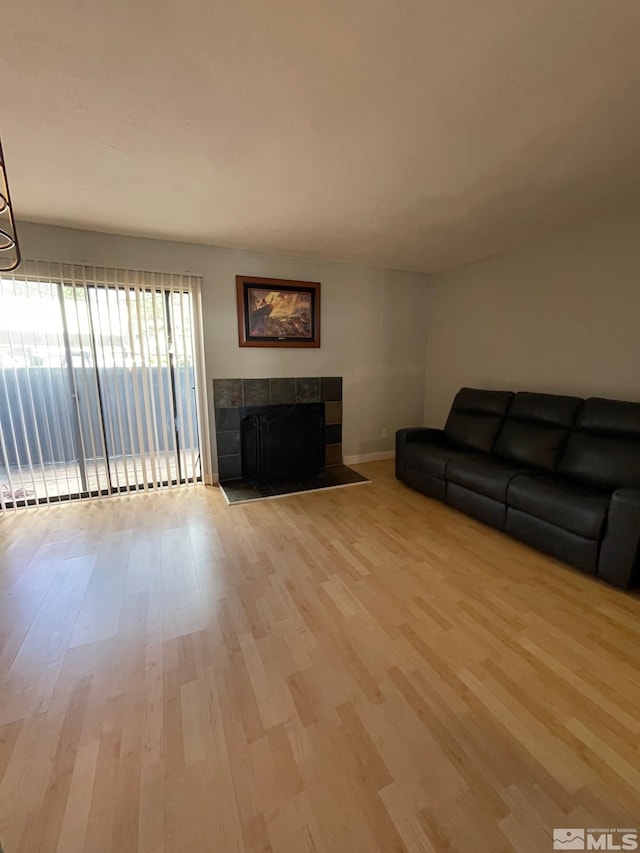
559 398 640 491
444 388 513 453
494 392 582 471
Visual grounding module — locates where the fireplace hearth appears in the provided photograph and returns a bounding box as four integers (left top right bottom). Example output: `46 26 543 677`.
241 403 324 484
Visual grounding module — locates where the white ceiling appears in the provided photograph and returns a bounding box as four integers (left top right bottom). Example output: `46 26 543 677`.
2 0 640 273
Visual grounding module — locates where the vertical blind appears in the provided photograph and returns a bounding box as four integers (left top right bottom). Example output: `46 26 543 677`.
0 261 206 510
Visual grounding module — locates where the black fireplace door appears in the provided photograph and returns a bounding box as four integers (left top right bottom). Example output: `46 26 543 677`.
241 403 325 483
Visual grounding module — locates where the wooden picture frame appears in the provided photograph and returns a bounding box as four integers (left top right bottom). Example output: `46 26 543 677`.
236 276 321 348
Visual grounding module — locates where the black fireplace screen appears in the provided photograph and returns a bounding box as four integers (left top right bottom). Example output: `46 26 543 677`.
240 403 325 483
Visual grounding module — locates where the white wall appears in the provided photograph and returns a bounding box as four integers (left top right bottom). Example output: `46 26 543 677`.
424 213 640 427
18 222 429 475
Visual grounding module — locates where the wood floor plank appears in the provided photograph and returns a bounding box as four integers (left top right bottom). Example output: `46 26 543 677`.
1 460 639 852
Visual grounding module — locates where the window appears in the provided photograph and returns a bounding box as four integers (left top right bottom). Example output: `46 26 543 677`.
0 262 207 508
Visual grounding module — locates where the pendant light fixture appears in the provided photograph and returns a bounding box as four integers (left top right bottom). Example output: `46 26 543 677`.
0 138 21 272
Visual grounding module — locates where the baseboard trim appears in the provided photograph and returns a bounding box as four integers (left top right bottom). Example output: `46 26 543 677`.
343 450 395 465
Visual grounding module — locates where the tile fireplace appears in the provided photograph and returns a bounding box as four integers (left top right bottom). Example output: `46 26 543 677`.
212 377 343 482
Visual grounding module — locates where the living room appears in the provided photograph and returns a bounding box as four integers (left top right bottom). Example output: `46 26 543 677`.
1 2 640 852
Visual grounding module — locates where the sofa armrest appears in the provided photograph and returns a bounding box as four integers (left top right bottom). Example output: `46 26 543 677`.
597 489 640 589
397 427 445 445
396 427 446 480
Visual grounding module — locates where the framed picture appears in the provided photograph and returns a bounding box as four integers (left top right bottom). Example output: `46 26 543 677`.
236 276 321 348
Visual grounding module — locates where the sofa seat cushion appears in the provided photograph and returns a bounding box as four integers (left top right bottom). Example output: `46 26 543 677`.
403 441 467 480
446 454 529 502
507 474 610 539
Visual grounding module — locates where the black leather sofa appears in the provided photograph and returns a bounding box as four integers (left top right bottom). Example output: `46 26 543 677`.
396 388 640 589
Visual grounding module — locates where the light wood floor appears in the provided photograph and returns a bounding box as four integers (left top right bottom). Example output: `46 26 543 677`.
0 460 639 853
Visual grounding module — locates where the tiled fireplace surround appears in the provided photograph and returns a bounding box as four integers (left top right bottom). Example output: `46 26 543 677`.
212 377 343 482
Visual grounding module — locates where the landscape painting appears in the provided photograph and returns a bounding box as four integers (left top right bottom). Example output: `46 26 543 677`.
236 276 320 348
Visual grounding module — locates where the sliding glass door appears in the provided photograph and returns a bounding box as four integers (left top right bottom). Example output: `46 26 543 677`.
0 278 87 503
0 263 204 509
